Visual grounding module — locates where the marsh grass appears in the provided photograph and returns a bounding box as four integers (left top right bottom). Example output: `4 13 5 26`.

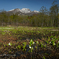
0 26 59 59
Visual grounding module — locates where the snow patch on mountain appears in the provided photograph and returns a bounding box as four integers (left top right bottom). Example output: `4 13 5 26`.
8 9 14 11
20 8 31 13
33 10 39 13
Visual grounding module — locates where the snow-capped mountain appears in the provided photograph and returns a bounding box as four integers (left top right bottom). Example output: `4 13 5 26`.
8 8 20 12
20 8 31 13
7 8 39 15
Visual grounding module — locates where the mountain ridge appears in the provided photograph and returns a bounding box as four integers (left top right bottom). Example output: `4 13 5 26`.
7 8 39 16
8 8 39 13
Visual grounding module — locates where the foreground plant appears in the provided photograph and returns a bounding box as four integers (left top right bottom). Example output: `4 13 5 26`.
29 46 33 59
35 41 39 50
4 44 6 47
29 46 33 52
29 39 34 52
23 42 27 51
9 50 11 54
46 40 49 44
7 42 12 46
36 41 39 44
50 40 56 46
29 39 35 59
16 45 21 49
29 39 35 46
56 41 59 48
40 42 44 48
43 56 46 59
44 44 46 48
29 45 33 59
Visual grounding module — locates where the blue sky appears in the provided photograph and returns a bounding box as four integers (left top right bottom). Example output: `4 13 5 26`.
0 0 59 11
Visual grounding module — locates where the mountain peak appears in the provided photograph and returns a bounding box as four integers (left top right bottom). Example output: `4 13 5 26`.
20 8 31 13
14 8 20 11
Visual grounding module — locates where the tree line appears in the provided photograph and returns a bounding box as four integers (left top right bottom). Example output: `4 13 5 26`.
0 0 59 27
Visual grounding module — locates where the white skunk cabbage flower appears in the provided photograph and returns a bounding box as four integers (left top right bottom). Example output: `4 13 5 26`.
29 46 31 49
8 43 12 46
29 46 33 49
